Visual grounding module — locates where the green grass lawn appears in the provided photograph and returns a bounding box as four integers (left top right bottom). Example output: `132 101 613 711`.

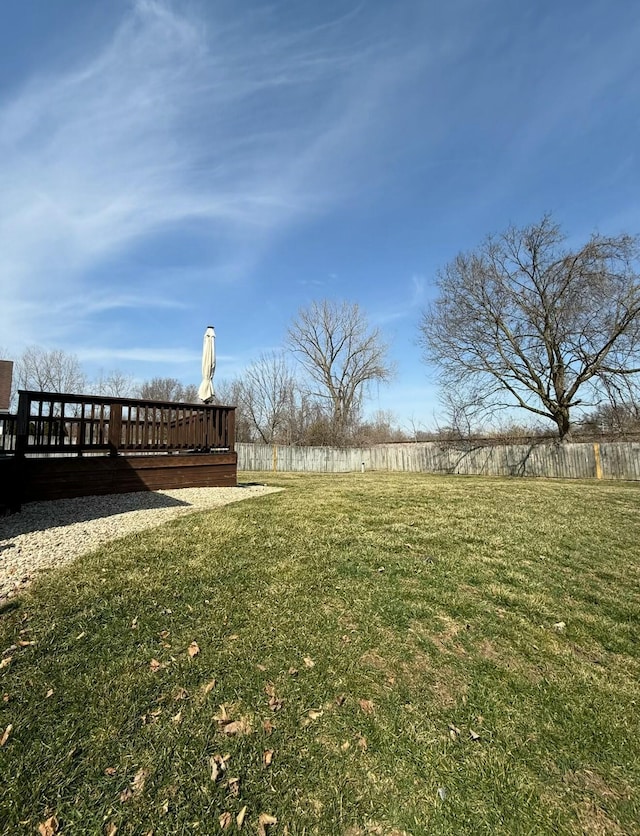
1 472 639 835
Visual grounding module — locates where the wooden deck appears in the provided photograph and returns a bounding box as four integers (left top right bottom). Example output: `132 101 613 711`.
2 390 238 510
16 451 237 503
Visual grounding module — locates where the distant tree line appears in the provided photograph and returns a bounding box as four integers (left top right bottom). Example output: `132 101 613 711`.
6 347 200 408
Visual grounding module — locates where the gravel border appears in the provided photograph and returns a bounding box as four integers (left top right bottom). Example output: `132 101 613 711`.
0 485 281 601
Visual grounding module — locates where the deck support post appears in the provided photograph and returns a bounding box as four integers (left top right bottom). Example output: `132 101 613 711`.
108 403 122 457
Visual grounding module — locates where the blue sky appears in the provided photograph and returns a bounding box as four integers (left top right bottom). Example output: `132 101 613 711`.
1 0 638 430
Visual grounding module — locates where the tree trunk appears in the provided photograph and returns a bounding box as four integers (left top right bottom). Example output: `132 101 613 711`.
554 408 572 442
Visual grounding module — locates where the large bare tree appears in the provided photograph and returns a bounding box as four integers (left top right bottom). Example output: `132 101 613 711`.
288 300 393 444
419 216 640 440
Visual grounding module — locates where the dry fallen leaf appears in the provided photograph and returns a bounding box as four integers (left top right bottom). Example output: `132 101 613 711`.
303 656 315 668
219 811 232 830
105 823 118 836
209 753 230 782
340 741 350 751
263 749 274 767
213 704 229 723
262 719 275 736
171 711 182 725
131 768 149 797
188 641 200 658
45 688 54 699
120 787 134 804
104 767 118 777
75 631 86 640
227 776 240 797
554 621 566 632
130 617 138 630
269 696 283 712
335 694 346 706
174 687 189 701
0 657 12 670
209 758 221 783
0 724 13 746
469 729 481 741
37 816 59 836
18 639 36 647
288 667 298 676
265 683 284 712
203 679 217 695
358 699 374 715
258 813 277 836
236 806 247 829
222 719 251 736
149 658 165 673
256 663 267 672
301 708 323 727
356 734 368 750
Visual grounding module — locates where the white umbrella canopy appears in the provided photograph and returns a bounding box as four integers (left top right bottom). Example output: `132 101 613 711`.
197 325 216 403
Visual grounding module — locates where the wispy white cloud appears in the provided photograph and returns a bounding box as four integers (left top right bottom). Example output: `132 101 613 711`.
0 0 430 352
371 274 428 325
77 346 203 365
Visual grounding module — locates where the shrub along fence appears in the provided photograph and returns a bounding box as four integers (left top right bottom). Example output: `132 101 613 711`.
237 440 640 481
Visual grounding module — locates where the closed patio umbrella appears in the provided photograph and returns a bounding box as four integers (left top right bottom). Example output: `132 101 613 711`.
197 325 216 403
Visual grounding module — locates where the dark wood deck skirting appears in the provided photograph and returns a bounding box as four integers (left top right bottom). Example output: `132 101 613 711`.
15 452 237 503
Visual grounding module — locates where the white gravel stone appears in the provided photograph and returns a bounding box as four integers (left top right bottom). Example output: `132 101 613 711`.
0 485 281 600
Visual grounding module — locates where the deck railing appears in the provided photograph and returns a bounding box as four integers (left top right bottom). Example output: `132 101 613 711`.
11 390 235 457
0 413 16 453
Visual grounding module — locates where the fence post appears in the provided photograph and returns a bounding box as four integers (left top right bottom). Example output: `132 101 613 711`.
593 442 603 480
108 403 122 457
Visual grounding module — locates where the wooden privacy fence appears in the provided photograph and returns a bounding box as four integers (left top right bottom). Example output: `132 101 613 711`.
237 440 640 481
